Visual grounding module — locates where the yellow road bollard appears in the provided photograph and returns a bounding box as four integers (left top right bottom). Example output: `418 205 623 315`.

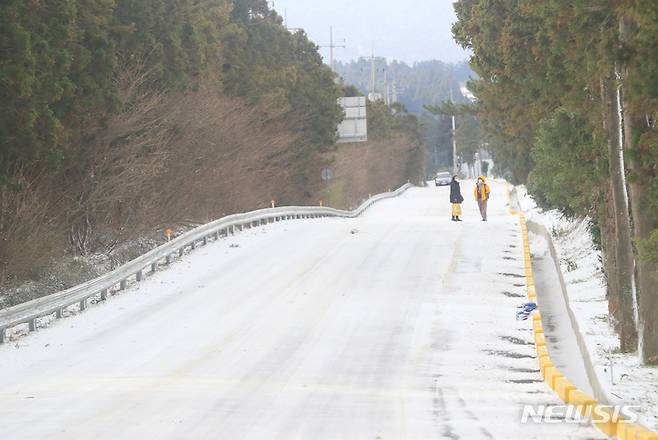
543 365 559 387
636 427 658 439
554 376 576 402
591 404 619 437
539 356 553 375
541 361 555 379
536 343 549 359
535 331 547 348
618 422 646 440
568 390 597 417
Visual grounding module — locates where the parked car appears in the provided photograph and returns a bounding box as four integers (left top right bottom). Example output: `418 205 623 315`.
435 172 452 186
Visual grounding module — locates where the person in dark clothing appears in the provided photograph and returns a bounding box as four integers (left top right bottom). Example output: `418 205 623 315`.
449 175 464 222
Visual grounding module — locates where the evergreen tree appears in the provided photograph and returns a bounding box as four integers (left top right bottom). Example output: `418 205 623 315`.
452 0 658 361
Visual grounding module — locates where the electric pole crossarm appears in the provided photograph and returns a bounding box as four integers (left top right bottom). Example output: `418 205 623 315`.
319 26 346 71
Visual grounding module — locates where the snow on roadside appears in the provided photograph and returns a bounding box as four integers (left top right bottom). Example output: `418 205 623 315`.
517 185 658 433
0 228 190 309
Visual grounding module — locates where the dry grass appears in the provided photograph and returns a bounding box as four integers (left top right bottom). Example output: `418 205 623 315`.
0 64 319 290
0 169 63 284
320 133 425 209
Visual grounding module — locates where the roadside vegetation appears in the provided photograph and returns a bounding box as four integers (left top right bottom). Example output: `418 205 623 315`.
0 0 424 303
320 99 425 209
335 59 475 176
453 0 658 365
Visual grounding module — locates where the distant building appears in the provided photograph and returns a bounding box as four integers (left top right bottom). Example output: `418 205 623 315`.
459 82 476 102
367 92 383 102
390 80 398 104
337 97 368 143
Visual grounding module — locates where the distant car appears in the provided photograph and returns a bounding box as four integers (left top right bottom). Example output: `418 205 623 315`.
435 172 452 186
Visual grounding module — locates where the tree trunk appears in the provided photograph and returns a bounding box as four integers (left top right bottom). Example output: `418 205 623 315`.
600 74 638 352
599 185 622 334
619 15 658 365
624 109 658 365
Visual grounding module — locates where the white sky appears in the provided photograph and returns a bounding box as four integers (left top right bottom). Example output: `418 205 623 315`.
271 0 471 64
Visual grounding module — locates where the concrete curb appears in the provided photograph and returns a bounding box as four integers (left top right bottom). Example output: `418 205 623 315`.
526 219 608 404
514 207 658 439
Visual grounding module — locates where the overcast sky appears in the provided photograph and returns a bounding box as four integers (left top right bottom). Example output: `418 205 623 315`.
271 0 470 64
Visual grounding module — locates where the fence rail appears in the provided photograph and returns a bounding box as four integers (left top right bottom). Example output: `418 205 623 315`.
0 184 413 343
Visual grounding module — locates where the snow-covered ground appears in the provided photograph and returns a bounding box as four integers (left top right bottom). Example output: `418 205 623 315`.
0 182 603 439
518 186 658 433
528 228 596 397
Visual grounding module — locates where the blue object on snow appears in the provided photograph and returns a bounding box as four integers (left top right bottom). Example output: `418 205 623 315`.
516 302 537 320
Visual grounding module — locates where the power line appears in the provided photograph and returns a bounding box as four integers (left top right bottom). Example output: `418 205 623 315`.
319 26 346 72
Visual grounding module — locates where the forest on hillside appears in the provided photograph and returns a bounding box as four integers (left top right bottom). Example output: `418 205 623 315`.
0 0 424 302
453 0 658 365
335 59 472 113
334 59 482 175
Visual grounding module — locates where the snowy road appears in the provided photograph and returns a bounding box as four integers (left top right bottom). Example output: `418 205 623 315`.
0 181 604 439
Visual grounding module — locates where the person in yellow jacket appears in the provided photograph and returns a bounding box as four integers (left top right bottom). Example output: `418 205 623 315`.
474 176 491 221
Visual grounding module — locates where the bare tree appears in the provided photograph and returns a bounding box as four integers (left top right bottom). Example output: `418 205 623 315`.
0 167 61 284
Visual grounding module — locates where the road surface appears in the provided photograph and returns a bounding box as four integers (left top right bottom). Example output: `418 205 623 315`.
0 181 604 439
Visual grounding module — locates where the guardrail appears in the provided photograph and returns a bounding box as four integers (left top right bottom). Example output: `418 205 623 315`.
0 184 413 344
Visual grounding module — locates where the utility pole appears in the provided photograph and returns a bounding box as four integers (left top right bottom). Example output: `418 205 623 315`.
282 9 303 33
450 88 458 174
320 26 346 72
366 50 388 101
370 49 376 96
